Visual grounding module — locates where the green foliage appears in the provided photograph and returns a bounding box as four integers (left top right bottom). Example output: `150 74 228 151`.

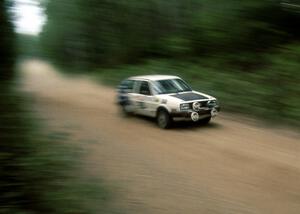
40 0 199 66
160 36 191 57
40 0 300 68
17 34 42 59
261 44 300 124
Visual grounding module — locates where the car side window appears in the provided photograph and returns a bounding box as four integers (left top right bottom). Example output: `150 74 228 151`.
120 80 134 93
139 81 151 95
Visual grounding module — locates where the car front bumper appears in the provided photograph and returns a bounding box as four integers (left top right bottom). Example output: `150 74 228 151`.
171 106 220 121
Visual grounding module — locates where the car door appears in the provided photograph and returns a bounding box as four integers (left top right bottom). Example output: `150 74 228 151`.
134 81 157 117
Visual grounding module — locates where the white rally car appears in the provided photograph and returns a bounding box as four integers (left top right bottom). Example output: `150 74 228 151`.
117 75 220 128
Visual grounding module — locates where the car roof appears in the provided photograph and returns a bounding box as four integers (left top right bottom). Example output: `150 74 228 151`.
128 75 181 81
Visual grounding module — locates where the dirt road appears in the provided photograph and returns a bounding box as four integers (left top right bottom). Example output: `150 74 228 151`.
20 60 300 214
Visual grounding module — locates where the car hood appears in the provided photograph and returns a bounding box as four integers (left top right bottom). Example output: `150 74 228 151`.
157 91 214 103
170 92 209 101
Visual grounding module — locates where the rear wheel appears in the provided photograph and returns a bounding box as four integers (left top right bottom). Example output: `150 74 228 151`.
120 99 132 116
121 104 131 115
157 109 172 129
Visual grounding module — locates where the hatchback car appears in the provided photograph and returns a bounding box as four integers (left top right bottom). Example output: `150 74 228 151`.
117 75 220 128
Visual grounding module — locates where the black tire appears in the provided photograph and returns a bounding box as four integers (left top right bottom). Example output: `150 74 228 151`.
157 109 172 129
121 104 132 116
199 116 211 125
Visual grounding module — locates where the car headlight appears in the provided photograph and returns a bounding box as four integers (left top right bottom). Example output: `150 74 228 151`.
180 103 190 111
208 99 218 107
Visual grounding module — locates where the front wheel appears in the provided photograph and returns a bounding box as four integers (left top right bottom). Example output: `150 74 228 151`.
157 109 172 129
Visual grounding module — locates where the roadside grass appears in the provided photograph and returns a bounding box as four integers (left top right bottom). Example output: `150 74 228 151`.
91 59 300 127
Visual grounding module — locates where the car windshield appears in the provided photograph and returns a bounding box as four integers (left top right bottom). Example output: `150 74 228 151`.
152 78 192 94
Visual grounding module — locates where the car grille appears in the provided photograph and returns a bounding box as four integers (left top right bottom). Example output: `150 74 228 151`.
200 101 209 107
189 101 217 113
189 101 208 108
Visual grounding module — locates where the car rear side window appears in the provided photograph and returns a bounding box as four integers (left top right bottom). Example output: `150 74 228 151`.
120 80 135 92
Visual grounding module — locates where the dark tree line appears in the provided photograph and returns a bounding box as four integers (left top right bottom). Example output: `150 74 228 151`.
40 0 300 68
0 0 15 80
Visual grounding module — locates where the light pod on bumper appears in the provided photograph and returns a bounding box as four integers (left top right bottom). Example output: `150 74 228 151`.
191 112 200 121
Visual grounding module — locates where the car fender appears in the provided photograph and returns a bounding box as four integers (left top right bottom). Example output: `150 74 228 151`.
156 105 171 116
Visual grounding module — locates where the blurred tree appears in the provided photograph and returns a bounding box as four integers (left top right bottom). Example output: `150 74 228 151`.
40 0 300 68
0 0 15 80
1 1 108 213
262 44 300 124
17 34 42 58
